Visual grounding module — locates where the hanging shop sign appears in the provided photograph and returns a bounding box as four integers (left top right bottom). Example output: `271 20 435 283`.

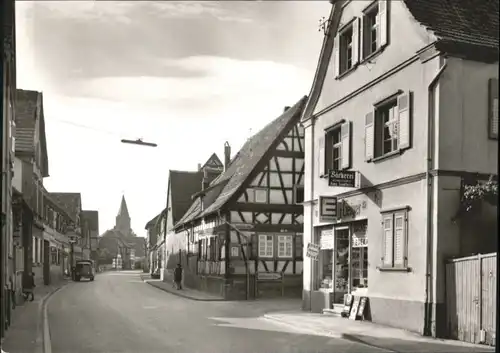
306 243 320 260
328 170 357 188
319 196 338 223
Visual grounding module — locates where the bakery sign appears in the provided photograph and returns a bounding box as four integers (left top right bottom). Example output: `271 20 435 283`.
328 170 357 188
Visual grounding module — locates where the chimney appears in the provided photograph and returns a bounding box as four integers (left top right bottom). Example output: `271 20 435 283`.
202 169 209 190
197 163 202 171
283 106 291 112
224 141 231 171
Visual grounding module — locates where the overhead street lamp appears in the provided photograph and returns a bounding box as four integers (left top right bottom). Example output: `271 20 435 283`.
120 138 157 147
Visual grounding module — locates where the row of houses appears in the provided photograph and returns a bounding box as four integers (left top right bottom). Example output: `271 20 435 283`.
146 0 497 344
1 16 100 340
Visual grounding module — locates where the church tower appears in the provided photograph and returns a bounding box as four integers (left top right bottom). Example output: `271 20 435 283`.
115 195 132 236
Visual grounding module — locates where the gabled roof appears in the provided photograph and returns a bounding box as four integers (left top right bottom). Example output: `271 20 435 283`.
81 210 99 233
175 96 308 229
42 187 75 223
49 193 82 221
169 170 204 224
117 195 130 218
201 153 223 171
145 212 162 230
303 0 499 122
15 89 49 177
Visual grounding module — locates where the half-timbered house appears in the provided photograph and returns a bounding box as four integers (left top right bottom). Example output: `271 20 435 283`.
171 96 307 300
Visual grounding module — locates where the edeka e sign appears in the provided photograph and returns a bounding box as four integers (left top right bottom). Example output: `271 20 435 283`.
328 170 356 187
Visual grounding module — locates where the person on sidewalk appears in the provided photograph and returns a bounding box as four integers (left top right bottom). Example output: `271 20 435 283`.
174 264 183 290
22 272 35 302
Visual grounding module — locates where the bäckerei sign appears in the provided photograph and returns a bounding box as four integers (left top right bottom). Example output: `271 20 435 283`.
328 170 356 187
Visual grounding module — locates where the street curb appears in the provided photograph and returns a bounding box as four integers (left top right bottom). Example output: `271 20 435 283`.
263 314 496 351
142 278 225 302
39 282 69 353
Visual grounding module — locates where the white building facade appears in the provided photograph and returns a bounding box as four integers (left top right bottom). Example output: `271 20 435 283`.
301 0 498 338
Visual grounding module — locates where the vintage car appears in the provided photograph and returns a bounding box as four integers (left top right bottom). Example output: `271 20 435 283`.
74 260 95 281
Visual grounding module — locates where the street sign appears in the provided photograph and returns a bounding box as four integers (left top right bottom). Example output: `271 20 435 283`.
256 272 283 281
319 196 338 223
306 243 320 260
328 170 357 187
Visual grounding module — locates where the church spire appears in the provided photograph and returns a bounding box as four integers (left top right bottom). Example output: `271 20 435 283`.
115 195 132 236
117 195 130 218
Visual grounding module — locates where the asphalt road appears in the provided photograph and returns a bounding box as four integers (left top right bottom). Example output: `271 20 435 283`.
47 271 492 353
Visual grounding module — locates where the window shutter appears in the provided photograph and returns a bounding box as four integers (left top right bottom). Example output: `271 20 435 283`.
398 92 411 149
333 34 340 78
378 0 388 47
488 78 498 139
352 18 360 65
318 135 325 176
250 234 259 259
341 121 351 169
382 215 393 267
393 212 406 267
364 111 375 161
359 16 365 61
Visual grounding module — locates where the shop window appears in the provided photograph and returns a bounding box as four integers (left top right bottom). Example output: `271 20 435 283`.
258 234 273 258
319 249 334 291
277 235 293 258
317 228 334 291
381 210 408 268
351 222 368 289
334 229 349 294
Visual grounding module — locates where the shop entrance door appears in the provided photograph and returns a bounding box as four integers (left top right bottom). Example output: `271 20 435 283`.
333 228 349 304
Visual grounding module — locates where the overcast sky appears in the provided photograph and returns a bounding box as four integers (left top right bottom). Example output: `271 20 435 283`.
16 1 330 236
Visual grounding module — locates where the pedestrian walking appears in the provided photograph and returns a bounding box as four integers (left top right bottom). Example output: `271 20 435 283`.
173 263 183 290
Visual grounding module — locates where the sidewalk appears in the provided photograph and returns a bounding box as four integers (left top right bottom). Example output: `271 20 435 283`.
264 311 495 352
141 274 225 301
1 279 68 353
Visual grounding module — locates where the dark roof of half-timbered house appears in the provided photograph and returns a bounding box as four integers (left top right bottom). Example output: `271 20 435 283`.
15 89 49 177
166 153 223 226
175 96 308 229
49 193 82 221
42 186 76 223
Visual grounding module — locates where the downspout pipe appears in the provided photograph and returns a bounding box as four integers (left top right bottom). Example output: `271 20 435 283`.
424 59 447 337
